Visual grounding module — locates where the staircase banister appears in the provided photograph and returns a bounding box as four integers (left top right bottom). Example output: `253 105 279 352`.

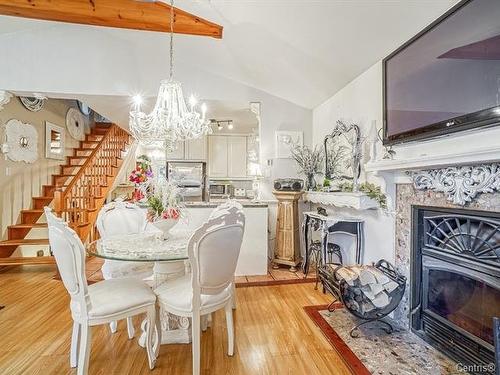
54 124 129 215
62 125 127 197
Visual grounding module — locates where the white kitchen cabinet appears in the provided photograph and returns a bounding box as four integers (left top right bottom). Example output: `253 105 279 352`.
208 136 228 177
185 136 207 160
166 136 207 161
227 136 247 178
166 141 185 160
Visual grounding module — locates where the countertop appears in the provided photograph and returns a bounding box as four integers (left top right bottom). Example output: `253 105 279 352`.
185 200 268 208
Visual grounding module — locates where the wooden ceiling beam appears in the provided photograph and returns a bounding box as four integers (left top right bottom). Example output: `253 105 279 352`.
0 0 223 39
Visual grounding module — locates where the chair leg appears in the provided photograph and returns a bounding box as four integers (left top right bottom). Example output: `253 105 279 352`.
191 313 201 375
231 282 236 310
109 321 117 334
126 317 135 339
225 302 234 356
146 306 156 370
154 304 162 359
70 322 80 368
77 324 91 375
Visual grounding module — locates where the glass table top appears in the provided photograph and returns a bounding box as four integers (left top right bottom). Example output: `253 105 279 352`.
87 231 191 262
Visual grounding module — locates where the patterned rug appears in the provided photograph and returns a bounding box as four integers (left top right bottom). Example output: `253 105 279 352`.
305 304 465 375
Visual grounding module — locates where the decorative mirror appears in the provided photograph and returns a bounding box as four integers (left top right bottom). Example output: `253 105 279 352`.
324 120 362 191
45 122 65 160
5 119 38 163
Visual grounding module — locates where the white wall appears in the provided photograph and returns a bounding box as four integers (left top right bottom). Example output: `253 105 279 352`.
313 62 395 264
313 57 500 265
0 97 80 238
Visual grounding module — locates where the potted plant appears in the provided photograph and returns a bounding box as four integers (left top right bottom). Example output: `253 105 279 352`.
290 144 324 190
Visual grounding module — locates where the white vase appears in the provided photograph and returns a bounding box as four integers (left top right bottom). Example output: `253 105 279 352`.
152 218 178 239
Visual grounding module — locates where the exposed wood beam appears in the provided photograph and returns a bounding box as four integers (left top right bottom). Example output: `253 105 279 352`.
0 0 223 39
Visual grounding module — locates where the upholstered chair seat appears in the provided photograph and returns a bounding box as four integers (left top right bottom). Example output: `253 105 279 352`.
44 207 157 375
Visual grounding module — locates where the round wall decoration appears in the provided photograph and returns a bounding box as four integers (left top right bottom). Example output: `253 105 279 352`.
66 107 87 141
19 93 47 112
0 90 13 111
4 119 38 163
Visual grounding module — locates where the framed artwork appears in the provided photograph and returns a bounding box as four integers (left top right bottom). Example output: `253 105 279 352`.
275 130 303 159
45 122 65 160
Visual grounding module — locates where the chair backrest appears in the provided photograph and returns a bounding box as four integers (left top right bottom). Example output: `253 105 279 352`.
96 199 147 238
208 199 244 220
44 207 90 317
188 202 245 299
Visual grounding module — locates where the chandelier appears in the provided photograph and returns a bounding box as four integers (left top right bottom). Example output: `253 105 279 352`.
129 0 211 146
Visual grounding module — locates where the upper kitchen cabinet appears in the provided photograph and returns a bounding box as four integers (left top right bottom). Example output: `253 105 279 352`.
227 136 248 178
208 135 228 177
208 135 248 178
185 136 207 161
166 136 207 161
166 141 185 160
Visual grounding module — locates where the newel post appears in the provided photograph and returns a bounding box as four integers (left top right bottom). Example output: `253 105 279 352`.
53 188 63 217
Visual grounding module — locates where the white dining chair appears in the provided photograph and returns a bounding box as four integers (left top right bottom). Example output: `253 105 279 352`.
96 199 155 337
208 200 243 310
155 203 245 375
44 207 157 375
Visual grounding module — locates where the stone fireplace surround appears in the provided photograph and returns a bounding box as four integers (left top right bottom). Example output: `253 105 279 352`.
394 184 500 327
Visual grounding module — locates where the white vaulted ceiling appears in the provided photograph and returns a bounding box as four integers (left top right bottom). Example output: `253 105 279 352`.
0 0 458 125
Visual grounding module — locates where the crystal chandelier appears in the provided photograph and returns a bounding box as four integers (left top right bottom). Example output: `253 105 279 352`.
129 0 211 146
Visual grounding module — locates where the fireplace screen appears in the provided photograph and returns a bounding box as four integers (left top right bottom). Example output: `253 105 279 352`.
426 269 500 345
411 206 500 369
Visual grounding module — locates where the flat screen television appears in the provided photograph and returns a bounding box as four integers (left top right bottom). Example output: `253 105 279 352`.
383 0 500 145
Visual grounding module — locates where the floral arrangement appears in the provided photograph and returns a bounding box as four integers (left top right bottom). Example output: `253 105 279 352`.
145 179 184 222
290 144 324 190
129 155 153 201
338 181 387 209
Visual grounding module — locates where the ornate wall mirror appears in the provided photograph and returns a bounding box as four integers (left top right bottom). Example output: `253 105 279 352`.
324 120 362 191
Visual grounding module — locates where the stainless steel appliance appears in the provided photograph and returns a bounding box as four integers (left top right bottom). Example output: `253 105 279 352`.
166 161 206 202
209 182 233 198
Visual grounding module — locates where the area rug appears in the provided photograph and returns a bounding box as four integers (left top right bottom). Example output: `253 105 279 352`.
305 304 462 375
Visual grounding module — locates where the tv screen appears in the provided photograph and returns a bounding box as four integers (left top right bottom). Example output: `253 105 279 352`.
383 0 500 145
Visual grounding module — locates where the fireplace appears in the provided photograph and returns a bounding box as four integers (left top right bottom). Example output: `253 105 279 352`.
410 206 500 372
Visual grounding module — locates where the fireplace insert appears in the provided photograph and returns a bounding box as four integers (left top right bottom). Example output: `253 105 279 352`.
411 206 500 373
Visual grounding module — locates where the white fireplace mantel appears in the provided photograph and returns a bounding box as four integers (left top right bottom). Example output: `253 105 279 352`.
365 145 500 173
303 191 379 210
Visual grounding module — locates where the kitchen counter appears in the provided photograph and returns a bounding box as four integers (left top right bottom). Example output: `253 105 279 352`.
185 200 268 208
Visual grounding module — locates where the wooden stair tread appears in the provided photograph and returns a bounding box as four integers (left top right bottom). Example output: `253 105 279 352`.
0 239 50 246
0 256 55 266
8 223 47 229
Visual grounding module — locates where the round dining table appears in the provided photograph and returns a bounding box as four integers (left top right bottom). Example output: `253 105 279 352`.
87 230 198 347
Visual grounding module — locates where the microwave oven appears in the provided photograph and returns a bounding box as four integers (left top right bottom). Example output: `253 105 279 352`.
209 183 233 197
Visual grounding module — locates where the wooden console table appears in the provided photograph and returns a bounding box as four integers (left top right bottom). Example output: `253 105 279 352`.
302 211 364 274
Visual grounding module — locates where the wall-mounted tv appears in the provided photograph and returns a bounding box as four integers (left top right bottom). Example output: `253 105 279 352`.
383 0 500 145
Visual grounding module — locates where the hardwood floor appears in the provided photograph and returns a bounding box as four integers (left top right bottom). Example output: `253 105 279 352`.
0 265 352 375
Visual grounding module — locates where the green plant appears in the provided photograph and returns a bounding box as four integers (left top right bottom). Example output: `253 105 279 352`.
338 181 387 209
323 178 331 187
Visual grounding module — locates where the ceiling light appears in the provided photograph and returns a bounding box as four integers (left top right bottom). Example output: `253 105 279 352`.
129 0 211 146
217 123 223 131
227 121 234 130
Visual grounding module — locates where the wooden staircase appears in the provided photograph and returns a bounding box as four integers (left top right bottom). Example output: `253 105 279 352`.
0 123 131 266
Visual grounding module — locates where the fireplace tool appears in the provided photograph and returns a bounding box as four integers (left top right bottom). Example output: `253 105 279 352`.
327 259 406 338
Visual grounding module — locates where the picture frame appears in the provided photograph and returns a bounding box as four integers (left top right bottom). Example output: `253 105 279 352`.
275 130 303 159
45 121 65 160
